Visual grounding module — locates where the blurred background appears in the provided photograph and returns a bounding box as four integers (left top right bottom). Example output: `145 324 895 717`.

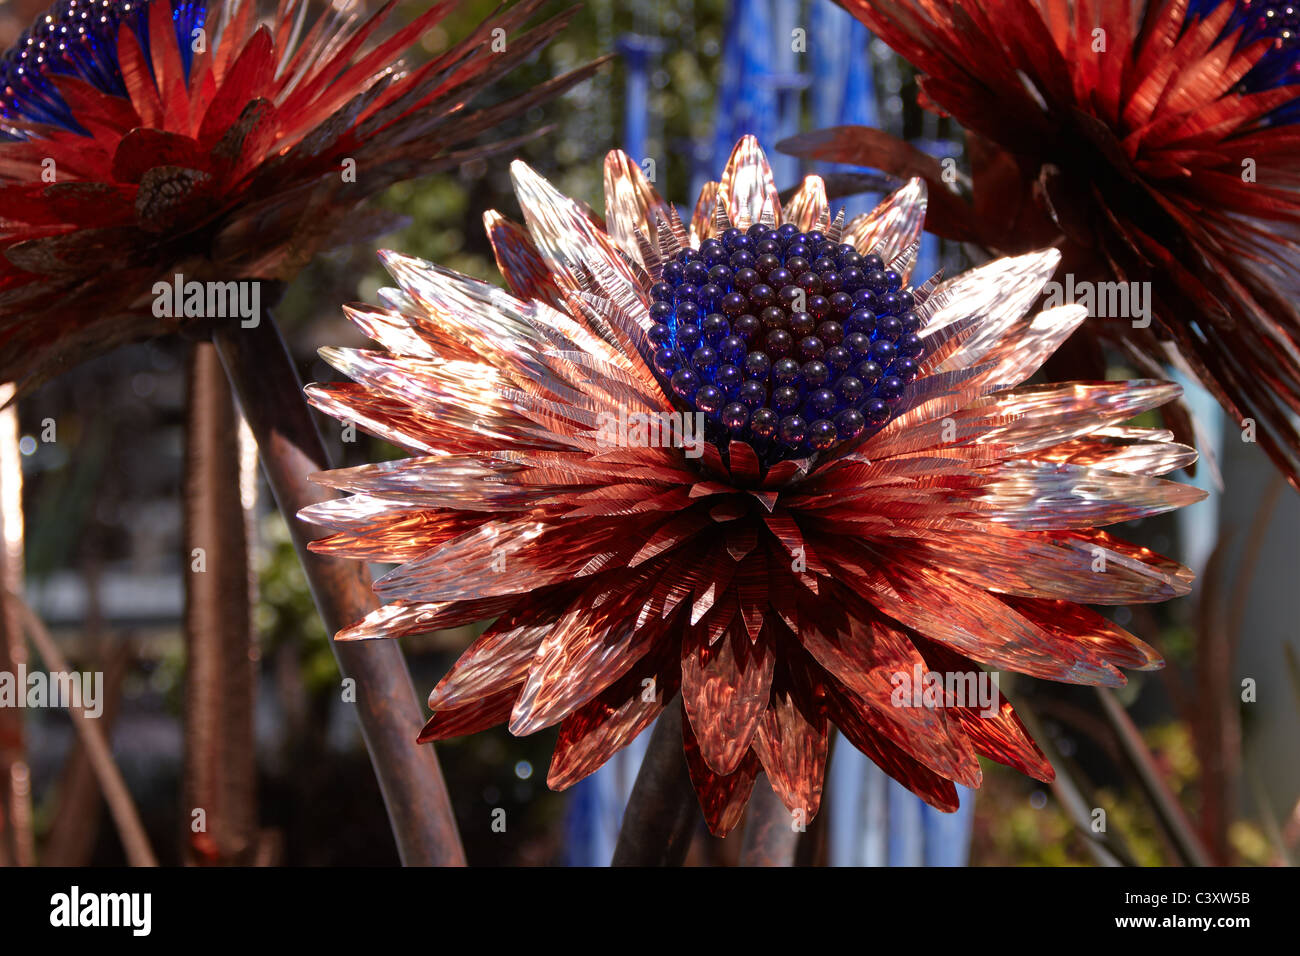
1 0 1295 866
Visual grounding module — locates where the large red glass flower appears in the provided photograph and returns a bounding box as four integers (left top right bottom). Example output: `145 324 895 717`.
784 0 1300 486
303 137 1205 835
0 0 597 389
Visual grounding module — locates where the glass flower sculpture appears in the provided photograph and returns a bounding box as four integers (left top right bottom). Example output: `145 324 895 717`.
784 0 1300 487
0 0 597 389
303 137 1206 835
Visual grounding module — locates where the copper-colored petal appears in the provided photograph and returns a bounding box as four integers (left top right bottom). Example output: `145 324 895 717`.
726 441 762 485
547 640 679 789
894 519 1196 605
373 517 642 603
825 680 961 812
690 180 721 244
682 701 761 837
910 635 1054 782
735 548 769 639
977 380 1186 455
510 159 645 312
718 134 781 229
603 149 674 267
923 250 1063 373
510 564 676 734
483 209 569 311
428 619 549 710
827 550 1126 686
689 543 738 625
974 458 1207 530
418 686 518 743
751 654 828 819
332 595 519 642
842 177 927 280
1033 427 1198 476
681 618 775 774
774 581 981 786
1008 590 1168 668
783 175 829 231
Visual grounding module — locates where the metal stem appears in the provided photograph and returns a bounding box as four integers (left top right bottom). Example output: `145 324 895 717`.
182 343 257 864
611 700 697 866
212 316 465 867
738 775 800 866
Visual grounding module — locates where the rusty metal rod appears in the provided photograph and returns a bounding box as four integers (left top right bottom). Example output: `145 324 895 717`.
739 775 800 866
12 593 156 866
1094 686 1212 867
212 316 465 867
182 344 258 864
611 700 697 866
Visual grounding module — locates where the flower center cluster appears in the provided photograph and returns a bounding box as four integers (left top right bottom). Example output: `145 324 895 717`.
641 221 926 463
0 0 206 135
1186 1 1300 114
1238 1 1300 44
1240 2 1300 92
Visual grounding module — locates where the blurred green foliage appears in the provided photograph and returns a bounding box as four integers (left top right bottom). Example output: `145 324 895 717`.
973 722 1273 866
255 512 334 694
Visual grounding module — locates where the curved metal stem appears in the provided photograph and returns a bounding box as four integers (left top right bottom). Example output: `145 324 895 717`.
1094 687 1212 867
611 700 697 866
11 592 156 867
213 316 465 867
738 776 800 866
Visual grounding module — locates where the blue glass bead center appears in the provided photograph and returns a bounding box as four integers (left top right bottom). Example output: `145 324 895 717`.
642 221 926 463
0 0 207 137
1187 1 1300 120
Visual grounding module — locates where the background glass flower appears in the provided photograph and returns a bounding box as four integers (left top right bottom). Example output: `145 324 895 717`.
783 0 1300 488
0 0 599 390
301 136 1206 835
